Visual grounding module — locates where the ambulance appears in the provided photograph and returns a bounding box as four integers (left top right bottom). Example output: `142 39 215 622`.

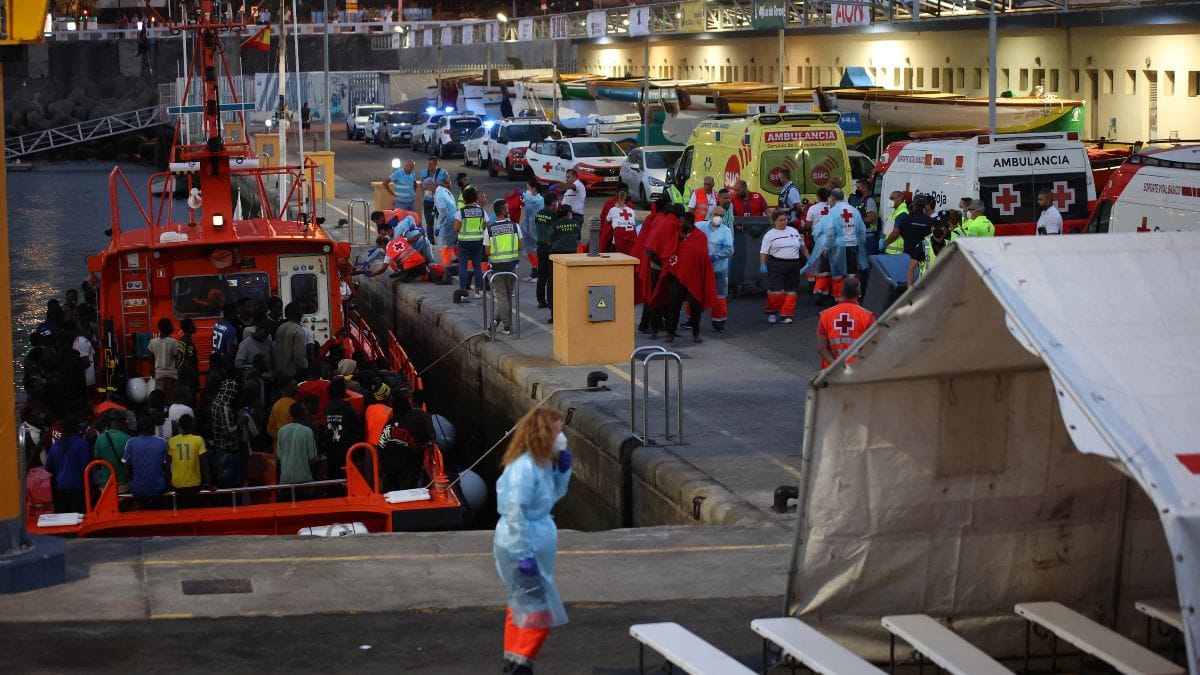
874 131 1096 236
669 112 851 204
1087 144 1200 234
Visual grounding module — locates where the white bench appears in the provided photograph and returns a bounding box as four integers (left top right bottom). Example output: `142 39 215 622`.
1135 598 1185 633
1015 601 1184 675
880 614 1012 675
751 617 884 674
629 622 754 675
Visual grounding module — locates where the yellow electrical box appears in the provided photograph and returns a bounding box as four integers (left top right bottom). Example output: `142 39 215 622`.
551 253 639 365
3 0 52 44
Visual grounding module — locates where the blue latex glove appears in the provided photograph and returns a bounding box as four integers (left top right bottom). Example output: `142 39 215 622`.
517 557 539 577
759 263 768 275
557 449 573 473
878 238 887 253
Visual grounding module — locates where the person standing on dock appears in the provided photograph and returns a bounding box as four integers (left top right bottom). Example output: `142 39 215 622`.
520 181 544 282
561 169 586 219
494 407 572 675
534 192 559 310
816 277 875 369
696 206 733 333
455 187 488 298
485 200 522 335
384 159 419 212
688 175 717 222
545 202 582 325
428 178 459 272
419 156 451 244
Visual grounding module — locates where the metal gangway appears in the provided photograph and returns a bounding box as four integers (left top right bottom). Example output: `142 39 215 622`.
4 105 162 160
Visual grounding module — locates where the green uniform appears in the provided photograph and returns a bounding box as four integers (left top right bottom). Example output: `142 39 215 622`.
963 214 995 237
549 214 582 253
534 208 557 253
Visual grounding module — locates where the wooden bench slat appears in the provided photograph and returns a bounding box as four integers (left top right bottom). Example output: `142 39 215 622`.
630 622 755 675
1135 599 1185 633
1015 602 1184 675
881 614 1012 675
752 617 884 675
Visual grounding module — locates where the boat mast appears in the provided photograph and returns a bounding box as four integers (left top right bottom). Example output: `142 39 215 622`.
276 0 289 214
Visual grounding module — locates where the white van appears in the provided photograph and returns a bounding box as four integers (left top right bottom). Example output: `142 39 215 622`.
1088 144 1200 234
874 131 1096 236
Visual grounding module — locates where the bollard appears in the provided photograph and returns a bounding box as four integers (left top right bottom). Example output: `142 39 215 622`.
587 215 601 256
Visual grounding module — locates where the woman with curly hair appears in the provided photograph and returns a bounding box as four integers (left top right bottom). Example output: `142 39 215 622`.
492 407 572 674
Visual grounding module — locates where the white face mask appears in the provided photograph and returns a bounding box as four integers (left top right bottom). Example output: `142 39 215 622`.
710 215 722 226
554 432 568 453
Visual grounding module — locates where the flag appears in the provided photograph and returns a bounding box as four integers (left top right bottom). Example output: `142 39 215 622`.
241 25 271 52
233 188 244 221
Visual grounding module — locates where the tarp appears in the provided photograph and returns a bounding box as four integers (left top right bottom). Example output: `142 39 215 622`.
787 232 1199 671
840 66 874 88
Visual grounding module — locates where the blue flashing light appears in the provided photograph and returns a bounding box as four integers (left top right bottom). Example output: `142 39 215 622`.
425 106 437 114
483 120 496 129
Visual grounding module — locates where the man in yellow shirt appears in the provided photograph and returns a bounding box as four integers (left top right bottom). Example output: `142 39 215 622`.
267 381 299 449
167 414 210 493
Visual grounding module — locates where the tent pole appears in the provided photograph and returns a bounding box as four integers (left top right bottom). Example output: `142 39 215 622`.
784 383 822 616
1108 475 1130 628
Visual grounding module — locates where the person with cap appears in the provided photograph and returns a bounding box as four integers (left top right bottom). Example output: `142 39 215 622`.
908 215 956 287
419 156 451 243
384 158 418 212
365 383 393 450
816 277 875 369
454 172 473 209
963 200 995 237
337 359 363 395
534 192 559 309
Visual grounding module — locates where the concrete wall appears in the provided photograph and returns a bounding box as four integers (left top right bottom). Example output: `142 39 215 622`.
577 23 1200 142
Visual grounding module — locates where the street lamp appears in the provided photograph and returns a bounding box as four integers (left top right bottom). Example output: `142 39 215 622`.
496 12 507 22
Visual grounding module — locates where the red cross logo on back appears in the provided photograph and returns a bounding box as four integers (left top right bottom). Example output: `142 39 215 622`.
840 209 855 224
1051 181 1076 211
992 184 1020 216
834 312 855 336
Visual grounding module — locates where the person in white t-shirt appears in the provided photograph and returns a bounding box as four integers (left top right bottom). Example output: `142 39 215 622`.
759 210 809 324
1035 188 1063 235
562 169 586 217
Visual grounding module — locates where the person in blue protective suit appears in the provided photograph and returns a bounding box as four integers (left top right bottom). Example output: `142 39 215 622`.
520 181 545 282
493 406 572 674
695 204 734 332
802 188 868 306
391 211 433 262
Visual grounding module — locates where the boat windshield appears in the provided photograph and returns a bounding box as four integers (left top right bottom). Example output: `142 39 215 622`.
172 273 271 319
507 124 554 142
389 112 417 124
645 151 682 169
573 141 625 158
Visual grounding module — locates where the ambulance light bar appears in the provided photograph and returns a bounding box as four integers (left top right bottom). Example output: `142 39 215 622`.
1016 142 1047 151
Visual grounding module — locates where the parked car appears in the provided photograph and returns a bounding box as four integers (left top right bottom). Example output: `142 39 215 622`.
526 138 627 190
346 103 384 140
364 110 390 144
430 114 483 159
378 111 420 147
487 117 557 179
463 122 499 168
620 145 684 207
412 113 447 153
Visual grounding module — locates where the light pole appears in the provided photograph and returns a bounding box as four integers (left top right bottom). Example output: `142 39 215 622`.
323 0 330 151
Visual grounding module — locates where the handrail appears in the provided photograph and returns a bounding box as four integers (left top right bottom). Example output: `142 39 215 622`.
630 346 667 440
313 178 328 222
630 346 684 446
346 198 371 246
482 270 521 340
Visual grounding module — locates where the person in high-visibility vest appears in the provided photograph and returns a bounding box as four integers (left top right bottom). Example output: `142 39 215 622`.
687 176 716 221
666 182 684 204
945 209 968 240
484 200 523 335
816 277 875 369
963 200 996 237
454 186 488 297
907 218 956 287
880 191 909 255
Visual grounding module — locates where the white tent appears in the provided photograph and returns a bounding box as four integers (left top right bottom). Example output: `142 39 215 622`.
786 232 1199 671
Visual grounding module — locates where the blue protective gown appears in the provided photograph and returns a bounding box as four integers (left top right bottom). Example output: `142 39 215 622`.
392 215 432 261
802 202 869 277
434 186 459 246
695 220 733 274
493 452 571 629
520 191 545 256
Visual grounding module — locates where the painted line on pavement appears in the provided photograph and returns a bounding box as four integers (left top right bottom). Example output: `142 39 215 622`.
131 543 789 568
767 456 805 481
150 613 195 620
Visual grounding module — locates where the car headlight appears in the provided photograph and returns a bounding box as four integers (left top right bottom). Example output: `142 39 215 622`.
647 176 666 187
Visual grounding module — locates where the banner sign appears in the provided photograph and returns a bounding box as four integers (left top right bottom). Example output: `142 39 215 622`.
751 0 788 29
586 10 606 38
831 2 872 27
678 0 706 33
441 25 453 46
628 5 650 36
485 21 500 43
461 24 474 44
550 14 568 39
518 18 534 42
423 28 433 47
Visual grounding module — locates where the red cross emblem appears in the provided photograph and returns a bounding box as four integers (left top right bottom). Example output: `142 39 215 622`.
542 161 553 173
620 208 632 219
1137 217 1151 233
992 184 1020 216
1051 181 1076 211
833 312 855 336
840 208 855 224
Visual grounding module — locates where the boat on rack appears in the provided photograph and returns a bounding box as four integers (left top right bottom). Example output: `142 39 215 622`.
28 0 464 537
815 87 1086 153
664 83 818 144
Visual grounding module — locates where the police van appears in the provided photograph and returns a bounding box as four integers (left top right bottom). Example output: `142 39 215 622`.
1088 144 1200 234
669 112 852 205
875 131 1096 236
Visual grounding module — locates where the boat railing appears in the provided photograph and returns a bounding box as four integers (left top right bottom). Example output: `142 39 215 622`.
107 166 155 237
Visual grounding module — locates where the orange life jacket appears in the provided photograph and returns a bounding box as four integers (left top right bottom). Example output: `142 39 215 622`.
691 190 713 220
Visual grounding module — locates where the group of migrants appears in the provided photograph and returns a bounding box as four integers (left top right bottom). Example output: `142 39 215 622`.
21 291 438 515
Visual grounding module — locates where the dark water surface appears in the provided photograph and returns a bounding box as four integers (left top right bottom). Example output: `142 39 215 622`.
9 162 160 387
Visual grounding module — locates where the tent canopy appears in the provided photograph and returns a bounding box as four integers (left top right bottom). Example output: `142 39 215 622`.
789 233 1199 671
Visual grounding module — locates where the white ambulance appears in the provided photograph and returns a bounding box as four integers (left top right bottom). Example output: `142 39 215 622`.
1088 144 1200 234
874 131 1096 236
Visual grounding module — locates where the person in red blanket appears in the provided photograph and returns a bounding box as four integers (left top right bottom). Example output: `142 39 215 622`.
637 198 682 336
600 186 639 255
649 212 716 344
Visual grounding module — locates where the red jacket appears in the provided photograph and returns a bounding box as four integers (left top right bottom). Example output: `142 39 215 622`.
650 228 717 311
731 191 768 217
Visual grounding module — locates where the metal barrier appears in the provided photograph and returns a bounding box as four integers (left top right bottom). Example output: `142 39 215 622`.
345 198 371 245
630 346 684 446
313 178 328 222
482 270 521 340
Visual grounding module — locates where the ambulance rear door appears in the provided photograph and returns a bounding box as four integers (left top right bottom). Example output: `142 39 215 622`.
278 254 332 345
978 139 1092 236
756 126 848 202
878 143 968 228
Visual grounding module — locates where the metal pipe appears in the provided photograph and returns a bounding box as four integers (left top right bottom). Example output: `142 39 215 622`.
629 346 666 438
988 2 997 133
777 28 784 108
642 35 649 148
323 0 330 151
